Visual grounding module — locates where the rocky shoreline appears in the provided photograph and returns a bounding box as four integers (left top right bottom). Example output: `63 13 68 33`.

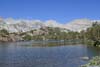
81 56 100 67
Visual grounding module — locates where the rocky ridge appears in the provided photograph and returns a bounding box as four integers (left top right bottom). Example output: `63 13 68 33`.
0 17 100 42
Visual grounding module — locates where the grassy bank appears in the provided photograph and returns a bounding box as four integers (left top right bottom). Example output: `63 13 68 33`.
81 56 100 67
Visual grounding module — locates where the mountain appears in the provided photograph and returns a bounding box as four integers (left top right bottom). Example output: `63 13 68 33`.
0 18 100 42
65 19 93 32
0 18 45 33
45 20 64 28
0 18 67 33
0 17 99 33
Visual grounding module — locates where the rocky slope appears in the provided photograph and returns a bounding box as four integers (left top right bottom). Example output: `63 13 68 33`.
0 17 100 33
64 19 99 32
0 17 100 42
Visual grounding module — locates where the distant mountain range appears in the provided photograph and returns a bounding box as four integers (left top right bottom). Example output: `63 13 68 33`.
0 17 99 33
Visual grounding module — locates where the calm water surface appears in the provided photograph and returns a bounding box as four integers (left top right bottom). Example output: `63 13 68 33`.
0 41 100 67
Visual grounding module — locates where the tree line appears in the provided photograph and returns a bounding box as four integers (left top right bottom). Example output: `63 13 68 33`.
0 21 100 43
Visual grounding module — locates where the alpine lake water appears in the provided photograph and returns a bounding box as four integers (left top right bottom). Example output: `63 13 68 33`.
0 40 100 67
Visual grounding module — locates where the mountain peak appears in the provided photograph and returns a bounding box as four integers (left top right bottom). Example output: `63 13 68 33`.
0 18 99 32
45 20 64 28
65 19 93 32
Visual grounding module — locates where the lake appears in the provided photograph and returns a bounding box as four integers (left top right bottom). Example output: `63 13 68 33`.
0 41 100 67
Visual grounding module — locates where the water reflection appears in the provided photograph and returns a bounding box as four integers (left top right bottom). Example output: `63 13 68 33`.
0 41 100 67
85 46 100 58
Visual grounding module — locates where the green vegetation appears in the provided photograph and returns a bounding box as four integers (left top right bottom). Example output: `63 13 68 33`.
0 29 9 36
0 22 100 42
81 56 100 67
79 22 100 46
22 34 33 40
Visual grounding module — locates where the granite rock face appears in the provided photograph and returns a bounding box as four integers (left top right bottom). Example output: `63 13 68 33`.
0 18 100 33
0 17 100 42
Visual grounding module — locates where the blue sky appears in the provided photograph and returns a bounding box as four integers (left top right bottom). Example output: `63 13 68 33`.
0 0 100 23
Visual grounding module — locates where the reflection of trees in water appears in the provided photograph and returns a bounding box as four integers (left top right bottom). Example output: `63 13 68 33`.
85 46 100 58
36 40 83 47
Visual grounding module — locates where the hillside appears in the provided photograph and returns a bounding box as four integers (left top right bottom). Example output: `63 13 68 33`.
1 17 100 33
0 17 100 42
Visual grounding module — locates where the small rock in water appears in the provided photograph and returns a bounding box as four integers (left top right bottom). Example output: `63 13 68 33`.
80 56 89 60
